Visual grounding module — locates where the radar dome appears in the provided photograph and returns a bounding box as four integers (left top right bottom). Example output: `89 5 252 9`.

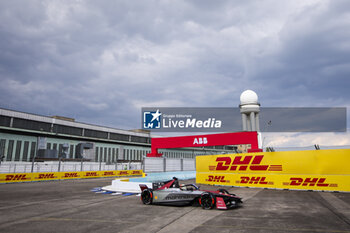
240 90 258 105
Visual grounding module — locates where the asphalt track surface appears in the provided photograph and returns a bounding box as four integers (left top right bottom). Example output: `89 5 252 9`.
0 178 349 233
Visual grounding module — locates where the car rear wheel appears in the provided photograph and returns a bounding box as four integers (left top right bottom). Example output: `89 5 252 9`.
141 189 153 205
200 193 215 210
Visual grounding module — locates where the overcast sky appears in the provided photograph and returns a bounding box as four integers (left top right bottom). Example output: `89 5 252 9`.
0 0 349 147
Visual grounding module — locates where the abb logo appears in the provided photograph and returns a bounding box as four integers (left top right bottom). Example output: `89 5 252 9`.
210 155 282 172
206 175 229 183
64 172 79 178
5 174 29 181
38 173 55 179
284 178 338 187
85 172 98 177
132 171 141 175
193 137 207 145
236 176 273 185
118 171 128 175
103 171 114 176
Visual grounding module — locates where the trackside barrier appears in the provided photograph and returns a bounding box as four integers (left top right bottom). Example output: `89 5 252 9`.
196 149 350 192
143 158 195 172
0 170 143 183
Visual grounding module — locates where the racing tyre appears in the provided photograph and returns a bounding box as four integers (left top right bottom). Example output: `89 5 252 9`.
200 193 215 210
141 189 153 205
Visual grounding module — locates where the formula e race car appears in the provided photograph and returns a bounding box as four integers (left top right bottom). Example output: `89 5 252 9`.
139 177 242 210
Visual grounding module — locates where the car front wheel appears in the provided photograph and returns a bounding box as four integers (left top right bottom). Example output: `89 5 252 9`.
200 193 215 210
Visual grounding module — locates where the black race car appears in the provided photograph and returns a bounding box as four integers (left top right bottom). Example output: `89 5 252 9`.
139 177 242 210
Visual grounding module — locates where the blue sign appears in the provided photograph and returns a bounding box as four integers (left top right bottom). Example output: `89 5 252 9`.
143 109 162 129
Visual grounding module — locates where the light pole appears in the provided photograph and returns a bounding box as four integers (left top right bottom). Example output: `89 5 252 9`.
81 152 85 171
59 143 69 172
0 155 4 167
0 142 4 166
262 120 272 151
99 153 102 171
58 154 62 172
31 139 38 173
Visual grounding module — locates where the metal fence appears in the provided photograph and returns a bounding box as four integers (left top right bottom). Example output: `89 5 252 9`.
0 161 142 173
0 157 196 174
143 158 195 173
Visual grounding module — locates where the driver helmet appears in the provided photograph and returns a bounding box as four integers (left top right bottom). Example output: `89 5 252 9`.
180 184 186 190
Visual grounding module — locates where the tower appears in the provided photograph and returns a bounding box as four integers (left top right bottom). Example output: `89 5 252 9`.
239 90 260 131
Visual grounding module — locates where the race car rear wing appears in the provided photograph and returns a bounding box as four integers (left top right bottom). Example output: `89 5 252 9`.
138 182 169 191
152 177 179 190
139 184 149 192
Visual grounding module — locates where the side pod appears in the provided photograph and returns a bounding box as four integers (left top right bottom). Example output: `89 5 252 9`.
215 197 227 210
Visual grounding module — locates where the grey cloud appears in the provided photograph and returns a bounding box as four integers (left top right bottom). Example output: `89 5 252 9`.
250 0 350 107
0 0 349 134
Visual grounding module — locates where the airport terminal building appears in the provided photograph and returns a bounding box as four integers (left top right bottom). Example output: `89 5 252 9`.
0 108 235 164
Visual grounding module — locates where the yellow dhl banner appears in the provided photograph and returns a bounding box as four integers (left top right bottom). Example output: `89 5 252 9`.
196 173 350 192
0 170 143 183
196 149 350 192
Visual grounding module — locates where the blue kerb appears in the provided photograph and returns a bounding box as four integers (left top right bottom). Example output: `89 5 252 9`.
101 191 114 194
91 187 102 192
122 193 137 196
